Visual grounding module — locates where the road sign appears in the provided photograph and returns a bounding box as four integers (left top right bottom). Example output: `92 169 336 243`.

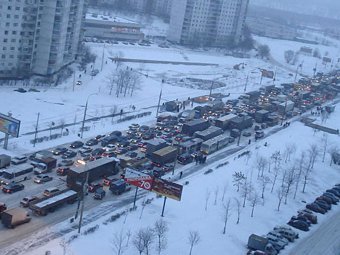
124 168 153 191
151 178 183 201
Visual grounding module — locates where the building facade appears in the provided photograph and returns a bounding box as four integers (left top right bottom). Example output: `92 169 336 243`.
168 0 249 47
0 0 85 78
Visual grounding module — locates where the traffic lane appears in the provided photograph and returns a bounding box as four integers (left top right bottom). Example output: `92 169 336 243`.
287 208 340 255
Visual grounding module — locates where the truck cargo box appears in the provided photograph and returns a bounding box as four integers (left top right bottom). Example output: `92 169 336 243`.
151 146 177 165
1 207 31 228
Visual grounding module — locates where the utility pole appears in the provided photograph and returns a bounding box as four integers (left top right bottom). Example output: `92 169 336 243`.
33 112 40 147
100 44 105 72
209 80 214 99
80 93 97 139
72 70 76 92
156 87 163 118
78 170 89 234
244 75 249 92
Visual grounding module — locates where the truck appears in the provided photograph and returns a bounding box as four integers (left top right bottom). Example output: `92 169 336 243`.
214 114 238 130
1 163 33 180
1 208 31 228
151 146 177 165
145 139 167 157
181 119 210 136
29 189 78 216
0 154 11 169
32 157 57 174
109 179 131 195
247 234 277 255
194 126 223 141
0 202 7 218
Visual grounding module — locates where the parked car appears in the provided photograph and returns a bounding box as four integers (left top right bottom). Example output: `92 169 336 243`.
56 167 70 176
70 141 84 149
316 195 333 205
62 150 77 159
126 151 138 158
20 196 39 207
326 189 340 198
267 231 289 245
88 183 103 193
91 148 105 157
290 215 311 226
91 69 99 76
273 226 298 242
11 156 28 165
314 199 331 211
85 139 98 146
34 175 53 184
2 182 25 194
177 153 193 165
51 147 68 155
297 211 317 224
243 131 252 137
323 192 339 204
95 134 106 141
306 203 326 214
43 187 60 197
287 220 309 231
110 130 122 137
266 235 286 251
93 188 106 200
79 146 93 155
58 159 74 167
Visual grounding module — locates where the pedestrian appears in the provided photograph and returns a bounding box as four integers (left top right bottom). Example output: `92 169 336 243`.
79 74 81 78
179 171 183 179
203 156 207 163
248 139 251 145
264 142 267 147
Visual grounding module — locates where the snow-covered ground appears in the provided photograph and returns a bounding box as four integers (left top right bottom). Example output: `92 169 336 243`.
1 28 340 255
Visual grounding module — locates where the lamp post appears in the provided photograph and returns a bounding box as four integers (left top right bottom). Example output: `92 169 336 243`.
80 93 97 139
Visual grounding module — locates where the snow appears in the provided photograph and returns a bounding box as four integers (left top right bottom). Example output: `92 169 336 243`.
1 28 340 255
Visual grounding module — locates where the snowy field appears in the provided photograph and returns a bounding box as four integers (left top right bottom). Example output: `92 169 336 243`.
1 30 340 255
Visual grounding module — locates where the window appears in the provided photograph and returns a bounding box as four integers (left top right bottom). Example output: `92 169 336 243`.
12 31 17 35
3 39 8 42
6 22 10 27
8 6 12 10
4 31 8 35
11 39 16 42
15 6 20 10
3 47 6 50
10 47 15 50
14 14 19 19
1 55 5 59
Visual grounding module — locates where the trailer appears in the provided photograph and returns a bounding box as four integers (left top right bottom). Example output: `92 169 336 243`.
29 189 78 216
151 146 177 165
145 139 167 157
0 154 11 169
181 119 210 136
201 134 229 155
229 115 253 130
66 157 119 192
1 163 33 180
278 100 294 113
1 208 31 228
214 114 238 130
194 126 223 141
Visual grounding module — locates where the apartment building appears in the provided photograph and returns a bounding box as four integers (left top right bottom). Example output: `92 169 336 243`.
168 0 249 47
0 0 85 78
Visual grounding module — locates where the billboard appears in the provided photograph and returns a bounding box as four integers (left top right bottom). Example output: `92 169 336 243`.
151 178 183 201
0 113 20 137
124 168 154 191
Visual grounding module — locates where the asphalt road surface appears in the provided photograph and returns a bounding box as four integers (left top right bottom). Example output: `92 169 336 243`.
287 209 340 255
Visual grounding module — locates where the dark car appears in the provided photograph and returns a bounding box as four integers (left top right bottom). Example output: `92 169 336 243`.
94 188 106 200
79 146 93 155
110 130 122 137
306 203 326 214
103 176 117 186
20 196 39 207
34 175 53 184
287 220 309 231
85 139 99 146
177 154 193 165
153 168 165 178
298 211 317 224
139 125 150 132
326 189 340 198
56 167 70 176
91 148 105 157
101 135 119 147
127 144 138 151
316 196 333 205
51 147 68 155
58 159 74 167
70 141 84 149
126 151 138 158
290 215 311 226
88 183 103 193
314 200 331 211
2 182 25 194
95 134 106 141
162 163 175 172
62 150 77 159
116 148 128 155
323 192 339 204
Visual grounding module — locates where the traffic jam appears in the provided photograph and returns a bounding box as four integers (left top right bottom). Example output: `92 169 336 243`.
1 70 340 228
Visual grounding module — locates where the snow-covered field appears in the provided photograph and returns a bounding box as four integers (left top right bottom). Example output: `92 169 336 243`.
1 28 340 255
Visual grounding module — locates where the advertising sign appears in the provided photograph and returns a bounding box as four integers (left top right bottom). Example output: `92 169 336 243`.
0 113 20 137
124 168 153 191
151 178 183 201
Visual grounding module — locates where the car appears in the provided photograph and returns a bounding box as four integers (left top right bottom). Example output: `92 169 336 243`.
76 80 82 86
94 188 106 200
287 220 309 231
62 150 77 159
314 199 331 211
88 183 103 193
243 131 252 137
127 144 138 151
162 163 175 172
34 175 53 184
43 187 60 197
58 159 74 167
129 123 140 130
298 211 317 224
116 148 128 155
103 176 118 186
2 182 25 194
0 202 7 214
20 196 39 207
51 147 68 155
91 148 105 157
290 215 311 226
56 167 70 176
79 146 93 155
266 235 286 251
110 130 122 137
323 192 339 204
139 125 150 132
85 139 98 146
273 226 299 242
101 135 119 147
70 141 84 149
326 189 340 198
91 69 99 76
11 156 28 165
316 195 333 205
95 134 106 141
306 203 326 214
177 154 193 165
267 231 289 245
126 151 138 158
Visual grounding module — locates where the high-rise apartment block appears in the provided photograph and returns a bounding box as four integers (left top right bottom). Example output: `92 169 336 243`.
168 0 249 47
0 0 85 78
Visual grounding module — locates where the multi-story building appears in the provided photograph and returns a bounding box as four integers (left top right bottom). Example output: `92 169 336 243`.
0 0 85 78
168 0 249 47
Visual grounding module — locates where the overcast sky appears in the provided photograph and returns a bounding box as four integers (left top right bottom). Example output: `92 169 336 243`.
251 0 340 19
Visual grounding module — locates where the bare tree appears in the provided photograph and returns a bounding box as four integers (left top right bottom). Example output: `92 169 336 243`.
270 151 282 193
107 71 117 96
321 133 328 163
302 164 312 193
284 50 295 64
293 152 305 199
248 190 260 217
133 230 145 255
221 184 228 202
188 231 200 255
259 175 271 199
113 230 127 255
256 156 267 178
234 198 241 224
154 219 168 255
328 146 339 166
276 185 286 211
205 190 211 211
284 167 296 204
59 118 66 135
233 171 246 192
240 180 252 208
283 144 296 163
308 144 319 169
222 199 232 234
48 121 55 137
140 227 154 255
214 187 219 205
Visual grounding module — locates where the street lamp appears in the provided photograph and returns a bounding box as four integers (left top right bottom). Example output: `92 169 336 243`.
80 93 98 139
